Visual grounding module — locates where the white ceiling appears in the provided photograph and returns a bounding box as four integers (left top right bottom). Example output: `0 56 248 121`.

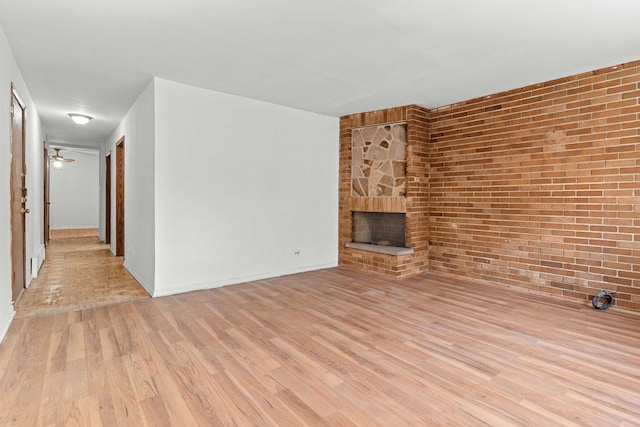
1 0 639 147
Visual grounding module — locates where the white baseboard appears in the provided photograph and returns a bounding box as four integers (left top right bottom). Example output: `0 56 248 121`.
153 261 338 298
50 225 99 230
34 243 45 271
123 262 154 296
0 305 16 345
26 243 46 286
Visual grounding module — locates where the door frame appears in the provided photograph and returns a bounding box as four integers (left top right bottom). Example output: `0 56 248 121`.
115 137 124 257
105 151 111 245
9 83 27 303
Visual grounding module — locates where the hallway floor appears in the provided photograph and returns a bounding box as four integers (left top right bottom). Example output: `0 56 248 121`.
14 229 150 319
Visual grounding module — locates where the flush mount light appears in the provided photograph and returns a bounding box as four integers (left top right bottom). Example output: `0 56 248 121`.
68 113 92 125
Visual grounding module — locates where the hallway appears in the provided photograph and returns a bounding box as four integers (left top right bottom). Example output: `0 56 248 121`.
15 229 150 319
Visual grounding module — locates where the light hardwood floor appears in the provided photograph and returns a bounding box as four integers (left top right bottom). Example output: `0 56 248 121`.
2 267 640 426
15 229 149 319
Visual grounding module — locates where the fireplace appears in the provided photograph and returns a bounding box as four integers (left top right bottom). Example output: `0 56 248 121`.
352 212 406 248
339 104 428 276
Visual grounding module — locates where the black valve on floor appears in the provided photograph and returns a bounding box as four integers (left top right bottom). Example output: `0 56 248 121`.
592 290 615 310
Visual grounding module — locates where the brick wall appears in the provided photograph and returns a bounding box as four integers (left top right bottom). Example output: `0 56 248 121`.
339 105 429 276
429 60 640 310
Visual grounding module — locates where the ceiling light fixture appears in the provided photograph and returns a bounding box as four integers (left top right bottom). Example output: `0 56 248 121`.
53 160 63 168
68 113 92 125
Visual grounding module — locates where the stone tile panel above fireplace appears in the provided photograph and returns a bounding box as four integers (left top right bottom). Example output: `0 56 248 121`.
352 123 407 197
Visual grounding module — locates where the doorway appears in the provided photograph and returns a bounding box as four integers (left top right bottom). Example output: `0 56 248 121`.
10 84 27 303
14 140 149 318
105 151 111 245
115 137 124 257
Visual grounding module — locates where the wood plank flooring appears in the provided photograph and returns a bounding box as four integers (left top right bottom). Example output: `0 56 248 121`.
49 228 99 240
2 267 640 425
15 229 149 319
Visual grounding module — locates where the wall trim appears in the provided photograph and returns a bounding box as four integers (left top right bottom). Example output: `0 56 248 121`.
123 262 154 296
50 225 99 230
153 262 338 298
0 305 16 345
26 243 46 285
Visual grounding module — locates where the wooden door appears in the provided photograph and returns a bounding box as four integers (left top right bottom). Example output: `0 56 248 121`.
10 84 27 303
105 152 111 245
43 143 50 246
115 138 124 257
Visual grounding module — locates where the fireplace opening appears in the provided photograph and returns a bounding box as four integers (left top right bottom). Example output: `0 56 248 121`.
352 212 406 248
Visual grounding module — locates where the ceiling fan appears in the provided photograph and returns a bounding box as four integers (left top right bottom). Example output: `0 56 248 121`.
50 147 75 163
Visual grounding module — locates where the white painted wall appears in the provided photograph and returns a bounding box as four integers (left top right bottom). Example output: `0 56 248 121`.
97 145 106 242
50 150 99 229
0 24 45 342
104 80 155 295
24 90 46 286
0 25 13 342
153 78 338 296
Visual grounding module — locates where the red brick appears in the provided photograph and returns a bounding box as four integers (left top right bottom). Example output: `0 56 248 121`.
341 61 640 312
428 59 640 312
